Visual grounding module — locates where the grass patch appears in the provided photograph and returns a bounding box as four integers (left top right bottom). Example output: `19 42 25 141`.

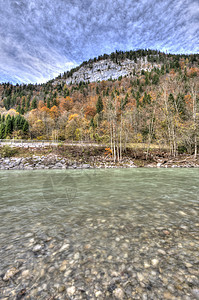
0 146 19 158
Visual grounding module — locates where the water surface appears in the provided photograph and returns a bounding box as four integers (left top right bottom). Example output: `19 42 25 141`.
0 169 199 299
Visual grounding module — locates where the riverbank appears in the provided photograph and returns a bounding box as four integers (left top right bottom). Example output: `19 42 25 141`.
0 144 199 169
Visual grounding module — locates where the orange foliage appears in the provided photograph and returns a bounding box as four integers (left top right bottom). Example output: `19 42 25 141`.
38 100 45 109
40 106 50 113
50 106 59 119
104 147 112 157
68 113 79 121
169 69 176 76
184 94 192 106
187 67 199 77
85 105 96 118
59 96 73 111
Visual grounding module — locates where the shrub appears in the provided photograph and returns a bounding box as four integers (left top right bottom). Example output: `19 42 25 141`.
0 145 18 158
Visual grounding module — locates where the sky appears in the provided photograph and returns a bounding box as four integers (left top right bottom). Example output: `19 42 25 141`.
0 0 198 84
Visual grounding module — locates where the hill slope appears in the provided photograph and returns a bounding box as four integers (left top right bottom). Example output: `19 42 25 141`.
0 49 199 159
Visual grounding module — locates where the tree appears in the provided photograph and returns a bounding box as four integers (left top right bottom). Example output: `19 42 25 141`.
191 82 198 158
47 98 51 109
0 123 5 139
152 74 159 85
23 120 29 134
96 96 103 114
5 116 12 137
31 97 37 110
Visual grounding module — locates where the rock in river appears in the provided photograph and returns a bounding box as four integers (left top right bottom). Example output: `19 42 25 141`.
3 267 19 281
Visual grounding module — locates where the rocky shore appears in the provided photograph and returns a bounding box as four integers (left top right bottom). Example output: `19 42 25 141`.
0 154 199 170
0 155 138 170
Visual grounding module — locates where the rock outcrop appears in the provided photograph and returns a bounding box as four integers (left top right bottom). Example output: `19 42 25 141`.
53 57 161 86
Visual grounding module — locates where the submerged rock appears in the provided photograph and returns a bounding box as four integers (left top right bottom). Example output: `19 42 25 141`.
32 244 42 252
67 286 76 296
3 267 19 281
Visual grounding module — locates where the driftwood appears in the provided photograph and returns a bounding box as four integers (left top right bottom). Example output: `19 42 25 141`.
152 154 198 165
160 155 197 165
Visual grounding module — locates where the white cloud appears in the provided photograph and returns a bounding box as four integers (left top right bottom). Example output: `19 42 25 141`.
0 0 198 83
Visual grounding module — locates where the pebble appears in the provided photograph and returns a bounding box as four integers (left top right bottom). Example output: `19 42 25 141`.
192 289 199 299
144 261 150 268
179 211 187 216
0 189 199 299
58 285 66 293
157 249 166 255
113 288 124 299
95 290 102 297
64 270 72 277
163 291 174 299
3 267 19 281
74 252 80 260
59 243 70 251
137 273 144 282
151 258 159 266
185 262 193 268
67 286 76 296
21 270 30 277
60 264 67 272
32 244 42 252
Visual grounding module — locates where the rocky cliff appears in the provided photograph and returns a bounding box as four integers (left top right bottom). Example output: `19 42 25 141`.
53 57 162 86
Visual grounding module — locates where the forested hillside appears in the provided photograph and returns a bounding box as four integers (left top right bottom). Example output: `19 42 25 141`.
0 50 198 159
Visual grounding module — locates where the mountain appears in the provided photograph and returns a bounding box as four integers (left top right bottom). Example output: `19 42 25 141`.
0 49 199 159
54 57 157 86
53 49 195 85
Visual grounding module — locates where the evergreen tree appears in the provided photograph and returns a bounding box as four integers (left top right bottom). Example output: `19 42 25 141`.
16 104 21 114
136 91 140 108
31 97 37 109
53 98 57 106
96 96 103 114
152 74 159 85
11 116 15 132
26 95 31 111
145 73 149 85
19 115 25 130
64 89 69 97
143 92 148 106
47 98 51 109
0 123 5 139
168 93 175 105
21 97 25 114
147 94 151 104
22 120 29 133
5 117 12 137
176 94 186 118
14 115 21 131
90 118 95 128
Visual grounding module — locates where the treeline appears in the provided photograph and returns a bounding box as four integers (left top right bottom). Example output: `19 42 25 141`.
0 50 198 116
0 114 29 139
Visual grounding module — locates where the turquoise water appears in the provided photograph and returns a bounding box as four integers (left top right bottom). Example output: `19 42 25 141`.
0 169 199 299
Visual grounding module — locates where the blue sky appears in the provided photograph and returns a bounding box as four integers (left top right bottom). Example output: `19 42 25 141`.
0 0 198 84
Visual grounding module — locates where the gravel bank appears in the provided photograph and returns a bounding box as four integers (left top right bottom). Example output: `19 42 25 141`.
0 217 199 299
1 155 199 170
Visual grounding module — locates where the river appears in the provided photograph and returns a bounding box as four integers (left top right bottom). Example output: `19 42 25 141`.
0 169 199 299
